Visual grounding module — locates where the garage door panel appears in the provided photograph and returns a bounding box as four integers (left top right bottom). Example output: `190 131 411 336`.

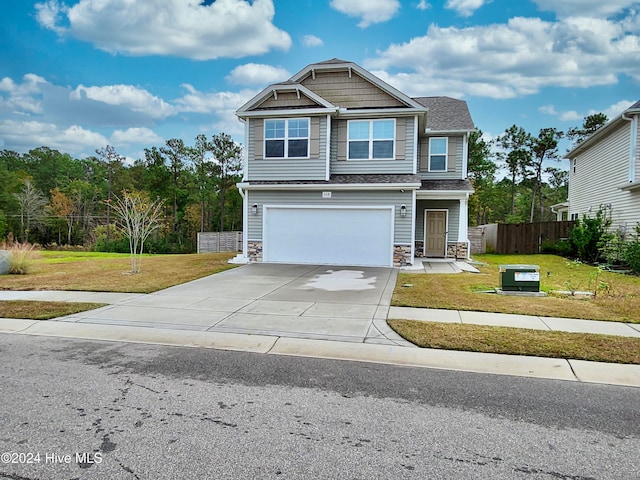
264 207 393 267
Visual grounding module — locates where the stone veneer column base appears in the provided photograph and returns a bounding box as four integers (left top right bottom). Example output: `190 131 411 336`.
247 240 263 262
447 242 469 259
393 245 412 267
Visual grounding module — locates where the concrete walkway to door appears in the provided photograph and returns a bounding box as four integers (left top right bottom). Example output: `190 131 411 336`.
29 263 410 345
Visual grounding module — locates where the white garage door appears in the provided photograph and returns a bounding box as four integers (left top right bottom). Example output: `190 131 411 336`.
263 206 394 267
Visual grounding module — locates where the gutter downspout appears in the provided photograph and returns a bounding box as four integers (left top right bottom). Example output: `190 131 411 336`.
622 112 638 183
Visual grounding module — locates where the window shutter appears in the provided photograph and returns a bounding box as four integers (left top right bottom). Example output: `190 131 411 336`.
395 118 405 160
310 117 320 158
254 119 264 159
337 120 347 161
447 137 455 172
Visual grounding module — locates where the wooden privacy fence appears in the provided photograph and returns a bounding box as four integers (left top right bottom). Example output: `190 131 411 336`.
197 231 242 253
485 221 575 254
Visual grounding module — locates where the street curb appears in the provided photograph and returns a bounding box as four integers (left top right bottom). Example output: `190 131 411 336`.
2 319 639 388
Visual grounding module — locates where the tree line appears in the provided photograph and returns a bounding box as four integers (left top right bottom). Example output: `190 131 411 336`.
0 114 606 253
0 133 242 253
467 113 607 226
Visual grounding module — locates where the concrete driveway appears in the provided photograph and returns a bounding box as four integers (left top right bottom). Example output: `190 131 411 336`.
59 263 406 344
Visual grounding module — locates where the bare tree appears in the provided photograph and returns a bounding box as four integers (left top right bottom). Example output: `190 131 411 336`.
14 179 47 242
110 191 165 273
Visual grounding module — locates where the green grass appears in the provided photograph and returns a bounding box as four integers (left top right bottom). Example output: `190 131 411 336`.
0 251 237 293
393 254 640 323
0 300 107 320
388 319 640 365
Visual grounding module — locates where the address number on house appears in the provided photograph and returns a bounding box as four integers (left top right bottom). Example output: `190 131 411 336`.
514 272 540 282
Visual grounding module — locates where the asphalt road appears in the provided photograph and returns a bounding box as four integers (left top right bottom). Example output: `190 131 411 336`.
0 334 638 480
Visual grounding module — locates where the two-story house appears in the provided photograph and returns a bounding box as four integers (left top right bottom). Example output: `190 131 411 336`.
566 100 640 234
235 59 475 268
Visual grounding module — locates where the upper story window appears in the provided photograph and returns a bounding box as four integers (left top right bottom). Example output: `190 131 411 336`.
572 159 576 174
264 118 309 158
348 119 395 160
429 137 448 172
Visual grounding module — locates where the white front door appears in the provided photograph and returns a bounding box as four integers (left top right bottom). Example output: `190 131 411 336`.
263 206 394 267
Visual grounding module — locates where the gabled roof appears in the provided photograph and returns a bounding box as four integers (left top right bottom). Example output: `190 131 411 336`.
567 99 640 158
290 59 428 111
413 97 475 132
236 82 337 117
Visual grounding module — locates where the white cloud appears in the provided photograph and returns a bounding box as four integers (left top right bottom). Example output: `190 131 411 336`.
302 34 323 47
0 119 108 154
366 14 640 99
533 0 638 19
539 100 635 123
110 127 163 145
416 1 431 11
225 64 290 86
445 0 488 17
330 0 400 28
600 99 635 118
70 84 175 119
35 0 291 60
174 84 254 115
0 74 49 115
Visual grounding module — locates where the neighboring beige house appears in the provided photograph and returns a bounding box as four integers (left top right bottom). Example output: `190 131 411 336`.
566 100 640 234
234 59 475 267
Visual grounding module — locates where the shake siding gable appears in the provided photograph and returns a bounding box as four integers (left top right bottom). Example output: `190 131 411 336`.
300 70 405 108
256 91 319 110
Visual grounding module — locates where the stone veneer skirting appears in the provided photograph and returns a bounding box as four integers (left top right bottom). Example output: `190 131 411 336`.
247 240 263 262
447 242 469 259
393 245 412 267
414 241 469 259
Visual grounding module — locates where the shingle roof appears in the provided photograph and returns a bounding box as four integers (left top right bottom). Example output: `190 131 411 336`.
244 174 422 186
413 97 475 131
420 179 474 192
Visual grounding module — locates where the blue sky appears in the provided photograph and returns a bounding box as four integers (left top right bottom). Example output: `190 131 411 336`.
1 0 639 165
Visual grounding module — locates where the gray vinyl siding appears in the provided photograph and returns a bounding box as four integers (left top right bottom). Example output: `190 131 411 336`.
415 200 460 242
568 122 640 230
246 117 327 181
418 135 463 179
246 189 413 244
329 117 415 174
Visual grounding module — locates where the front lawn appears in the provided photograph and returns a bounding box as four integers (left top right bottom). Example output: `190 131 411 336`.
0 300 107 320
388 320 640 365
393 254 640 323
0 251 237 293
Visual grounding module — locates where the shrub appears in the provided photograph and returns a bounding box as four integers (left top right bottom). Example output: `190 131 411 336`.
569 208 613 263
541 239 575 257
622 225 640 275
0 241 38 275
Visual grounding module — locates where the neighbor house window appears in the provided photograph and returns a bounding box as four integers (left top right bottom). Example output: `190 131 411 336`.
348 119 395 159
429 137 448 171
264 118 309 158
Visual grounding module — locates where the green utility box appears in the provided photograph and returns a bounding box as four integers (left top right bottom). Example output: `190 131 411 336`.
499 264 540 292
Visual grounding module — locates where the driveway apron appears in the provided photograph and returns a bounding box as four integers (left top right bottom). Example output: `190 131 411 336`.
57 263 405 344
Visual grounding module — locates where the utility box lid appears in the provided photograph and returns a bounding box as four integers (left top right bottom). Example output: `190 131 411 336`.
499 264 540 292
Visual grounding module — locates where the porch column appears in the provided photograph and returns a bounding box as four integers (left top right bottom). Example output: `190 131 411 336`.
458 195 469 242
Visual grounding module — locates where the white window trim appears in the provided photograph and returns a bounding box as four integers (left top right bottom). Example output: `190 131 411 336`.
264 117 310 159
428 137 448 172
347 119 396 160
